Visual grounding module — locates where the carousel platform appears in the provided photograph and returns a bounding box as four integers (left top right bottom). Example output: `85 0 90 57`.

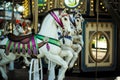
0 68 116 80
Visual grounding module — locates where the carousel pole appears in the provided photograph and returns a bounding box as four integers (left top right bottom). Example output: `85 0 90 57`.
9 0 15 71
3 0 6 35
29 0 43 80
33 0 38 34
11 0 15 33
95 0 99 80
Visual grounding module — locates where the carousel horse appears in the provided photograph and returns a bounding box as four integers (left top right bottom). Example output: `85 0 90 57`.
0 21 25 79
46 10 82 79
0 9 73 80
53 10 85 70
48 11 84 76
0 1 23 20
46 9 75 80
68 10 84 68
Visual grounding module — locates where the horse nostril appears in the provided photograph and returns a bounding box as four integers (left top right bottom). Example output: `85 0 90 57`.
68 31 70 34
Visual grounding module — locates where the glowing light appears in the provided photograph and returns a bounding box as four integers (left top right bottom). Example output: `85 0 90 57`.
91 4 93 7
100 2 103 5
91 0 94 3
18 6 25 12
91 8 94 11
80 2 83 5
102 6 105 9
75 63 77 66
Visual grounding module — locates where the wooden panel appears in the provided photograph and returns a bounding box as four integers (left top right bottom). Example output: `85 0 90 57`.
81 21 117 72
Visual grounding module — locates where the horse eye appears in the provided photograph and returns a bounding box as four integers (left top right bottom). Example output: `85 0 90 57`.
64 17 67 21
71 27 73 29
77 19 79 22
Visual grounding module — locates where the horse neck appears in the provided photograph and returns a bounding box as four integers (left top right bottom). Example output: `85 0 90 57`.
38 14 59 39
13 25 21 36
76 22 82 30
13 28 20 36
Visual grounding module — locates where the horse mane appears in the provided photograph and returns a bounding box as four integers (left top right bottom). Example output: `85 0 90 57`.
40 8 64 28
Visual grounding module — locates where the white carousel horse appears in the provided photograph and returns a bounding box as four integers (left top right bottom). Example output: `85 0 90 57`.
46 10 74 80
48 11 84 76
9 23 27 70
0 1 12 10
71 11 84 46
1 1 24 12
0 1 22 20
0 22 25 79
0 9 73 80
68 10 84 68
56 10 85 69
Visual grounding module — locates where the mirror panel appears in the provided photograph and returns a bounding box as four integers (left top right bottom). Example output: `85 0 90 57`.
90 31 108 62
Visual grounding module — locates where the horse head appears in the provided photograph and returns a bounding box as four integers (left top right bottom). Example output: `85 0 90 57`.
54 9 74 36
74 11 84 33
13 22 25 36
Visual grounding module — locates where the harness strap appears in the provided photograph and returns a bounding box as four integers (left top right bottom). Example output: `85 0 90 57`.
58 32 72 40
6 36 38 55
35 34 61 47
50 11 64 29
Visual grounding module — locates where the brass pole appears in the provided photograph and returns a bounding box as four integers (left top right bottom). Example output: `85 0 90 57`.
95 0 99 80
12 0 15 33
33 0 38 33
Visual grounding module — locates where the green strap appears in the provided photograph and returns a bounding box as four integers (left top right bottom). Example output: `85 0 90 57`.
35 34 61 47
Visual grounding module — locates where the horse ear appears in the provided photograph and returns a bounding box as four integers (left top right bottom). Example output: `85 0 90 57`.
63 8 69 14
59 8 69 18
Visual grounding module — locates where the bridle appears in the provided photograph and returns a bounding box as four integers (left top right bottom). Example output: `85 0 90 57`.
50 10 72 44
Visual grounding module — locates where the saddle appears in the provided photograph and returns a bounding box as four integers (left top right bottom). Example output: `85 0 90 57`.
7 33 33 44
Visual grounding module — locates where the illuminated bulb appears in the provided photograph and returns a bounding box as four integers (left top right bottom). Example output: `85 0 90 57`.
39 11 41 13
44 4 46 6
102 6 105 9
105 9 107 12
50 1 53 4
43 7 45 9
91 8 94 11
50 5 52 7
78 6 81 8
100 2 103 5
32 2 34 4
91 4 94 7
91 0 93 3
75 63 77 66
80 2 83 4
41 10 43 12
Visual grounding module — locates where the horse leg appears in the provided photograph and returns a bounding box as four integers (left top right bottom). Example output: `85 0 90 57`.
60 50 73 65
69 51 78 68
72 44 82 54
0 52 16 66
79 35 84 47
47 50 73 80
0 66 8 80
44 52 68 80
57 66 68 80
48 61 56 80
68 43 82 68
23 57 30 66
9 61 14 70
